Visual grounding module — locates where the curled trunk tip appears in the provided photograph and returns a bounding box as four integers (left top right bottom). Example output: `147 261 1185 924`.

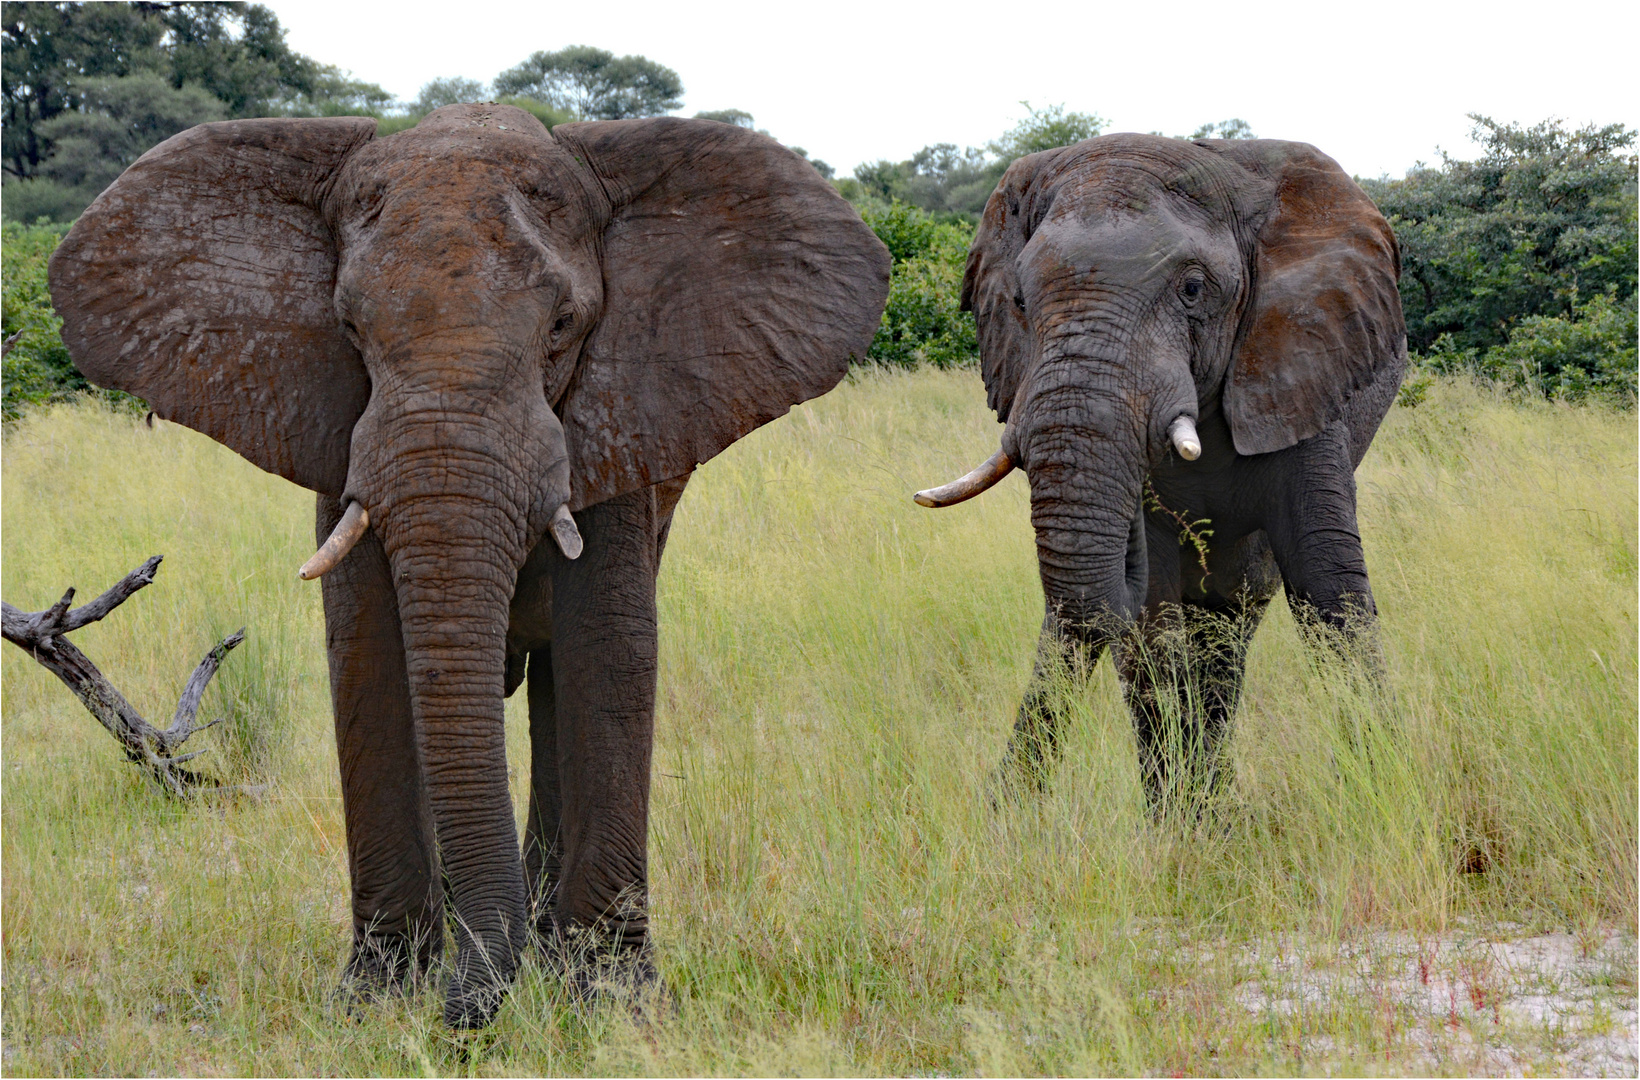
914 449 1015 508
299 501 369 580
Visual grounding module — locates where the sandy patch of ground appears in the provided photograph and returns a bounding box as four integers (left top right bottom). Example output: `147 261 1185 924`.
1231 926 1637 1075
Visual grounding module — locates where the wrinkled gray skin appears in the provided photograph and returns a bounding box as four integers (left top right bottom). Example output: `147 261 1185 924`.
957 134 1405 807
48 104 889 1027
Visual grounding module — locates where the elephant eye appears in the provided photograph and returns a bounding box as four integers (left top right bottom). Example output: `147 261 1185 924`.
1180 274 1206 304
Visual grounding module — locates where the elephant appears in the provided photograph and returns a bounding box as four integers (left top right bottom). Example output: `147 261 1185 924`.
913 133 1404 810
47 103 890 1027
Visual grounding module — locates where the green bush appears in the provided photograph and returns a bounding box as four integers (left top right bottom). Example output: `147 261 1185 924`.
1419 291 1638 404
1 220 142 420
3 221 80 420
858 201 978 369
1361 117 1636 357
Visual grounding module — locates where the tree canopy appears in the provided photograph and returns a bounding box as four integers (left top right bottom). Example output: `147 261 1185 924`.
847 103 1107 217
492 45 682 121
1362 116 1637 401
2 1 392 222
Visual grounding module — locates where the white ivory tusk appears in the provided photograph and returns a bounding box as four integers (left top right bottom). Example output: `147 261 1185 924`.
549 503 583 560
298 501 369 580
913 449 1015 508
1168 415 1202 461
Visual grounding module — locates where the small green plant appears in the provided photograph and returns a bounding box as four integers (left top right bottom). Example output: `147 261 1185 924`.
1144 479 1215 588
1396 368 1434 407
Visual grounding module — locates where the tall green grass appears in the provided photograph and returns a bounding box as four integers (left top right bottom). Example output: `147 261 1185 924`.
3 370 1633 1074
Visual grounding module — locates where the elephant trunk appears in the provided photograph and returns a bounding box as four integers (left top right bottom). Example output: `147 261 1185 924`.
1022 383 1149 639
353 399 565 1028
1016 339 1196 644
389 505 523 1026
378 475 526 1025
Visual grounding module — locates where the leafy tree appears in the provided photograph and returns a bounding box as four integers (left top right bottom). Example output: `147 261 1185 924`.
693 108 754 128
3 221 82 417
989 102 1104 161
2 1 168 179
160 2 324 117
1475 292 1636 402
849 103 1104 217
493 45 682 120
856 202 977 368
1361 116 1637 356
412 76 487 114
27 73 224 211
2 3 390 221
1188 118 1254 140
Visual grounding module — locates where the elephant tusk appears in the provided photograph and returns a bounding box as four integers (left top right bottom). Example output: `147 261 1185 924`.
299 501 369 580
913 449 1015 508
549 503 583 560
1168 415 1202 461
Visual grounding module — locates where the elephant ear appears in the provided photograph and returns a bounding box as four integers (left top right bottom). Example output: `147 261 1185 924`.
551 118 890 508
48 118 376 496
1210 140 1406 457
961 146 1074 423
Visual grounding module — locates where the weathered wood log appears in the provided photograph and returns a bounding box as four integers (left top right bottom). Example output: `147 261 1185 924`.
1 555 246 796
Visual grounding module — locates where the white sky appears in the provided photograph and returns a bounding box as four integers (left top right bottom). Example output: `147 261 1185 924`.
270 0 1638 181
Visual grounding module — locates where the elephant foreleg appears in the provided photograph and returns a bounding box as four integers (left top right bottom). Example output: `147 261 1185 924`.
316 494 443 995
543 485 664 987
522 646 562 938
1120 591 1270 816
1261 420 1384 672
996 496 1145 797
994 609 1101 797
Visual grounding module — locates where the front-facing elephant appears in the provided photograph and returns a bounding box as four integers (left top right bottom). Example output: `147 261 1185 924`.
48 104 890 1027
915 134 1404 809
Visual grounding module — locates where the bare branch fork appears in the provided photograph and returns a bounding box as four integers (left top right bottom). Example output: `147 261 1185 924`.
1 556 245 797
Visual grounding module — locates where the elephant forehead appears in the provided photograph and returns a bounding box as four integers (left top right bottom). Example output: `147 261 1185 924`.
1024 206 1217 289
335 127 607 233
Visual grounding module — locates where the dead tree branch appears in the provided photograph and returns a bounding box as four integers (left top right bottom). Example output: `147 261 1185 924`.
2 555 246 796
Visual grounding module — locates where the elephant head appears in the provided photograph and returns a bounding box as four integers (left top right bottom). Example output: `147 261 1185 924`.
48 104 888 1021
918 133 1403 634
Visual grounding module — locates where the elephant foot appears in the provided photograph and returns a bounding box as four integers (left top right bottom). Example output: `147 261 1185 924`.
440 924 528 1030
336 929 436 1014
444 972 510 1030
535 920 663 1011
987 743 1059 809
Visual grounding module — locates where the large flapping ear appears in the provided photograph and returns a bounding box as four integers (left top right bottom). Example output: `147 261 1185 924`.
961 146 1075 424
550 118 890 509
1207 140 1406 457
48 118 376 497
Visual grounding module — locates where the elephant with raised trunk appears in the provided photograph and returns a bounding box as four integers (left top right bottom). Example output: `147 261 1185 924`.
915 134 1404 808
49 104 890 1026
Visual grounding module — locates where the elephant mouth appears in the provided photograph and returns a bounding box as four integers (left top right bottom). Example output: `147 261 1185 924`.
297 496 583 580
912 414 1202 509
